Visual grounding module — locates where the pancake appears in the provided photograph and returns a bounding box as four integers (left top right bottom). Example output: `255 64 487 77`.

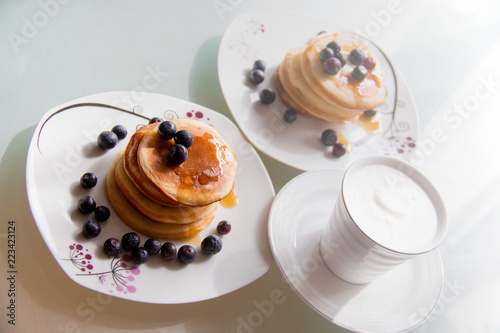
278 46 356 122
123 123 180 207
272 66 315 119
301 32 386 111
107 156 216 239
274 32 386 122
114 154 218 224
137 118 237 207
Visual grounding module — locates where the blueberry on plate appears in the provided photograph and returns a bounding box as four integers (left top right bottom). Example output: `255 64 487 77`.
144 238 162 256
283 109 297 123
174 130 193 148
111 125 127 140
363 109 377 117
333 143 347 157
253 59 266 71
103 238 121 256
158 121 177 140
160 242 177 261
348 48 367 65
121 232 140 251
352 66 368 81
201 235 223 255
217 220 232 235
149 117 163 124
323 57 341 76
363 57 376 70
131 247 149 264
80 172 97 189
177 245 196 264
321 129 338 146
249 69 265 85
97 131 118 150
82 220 101 238
319 47 334 62
94 206 110 222
326 41 341 55
259 88 276 104
78 196 96 214
168 144 188 164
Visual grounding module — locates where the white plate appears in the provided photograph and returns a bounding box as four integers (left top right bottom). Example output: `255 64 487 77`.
218 11 418 171
26 92 275 304
268 169 443 333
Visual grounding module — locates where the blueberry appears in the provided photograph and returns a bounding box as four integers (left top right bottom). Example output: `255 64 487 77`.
259 88 276 104
174 130 193 148
319 47 335 62
121 232 140 251
335 53 347 67
94 206 110 222
103 238 121 256
348 48 367 65
168 144 188 164
249 69 265 85
352 66 368 81
80 172 97 189
149 117 163 124
283 109 297 123
97 131 118 150
78 196 96 214
158 121 177 140
144 238 162 256
321 129 338 146
177 245 196 264
160 242 177 261
323 57 341 76
326 41 341 54
201 235 223 255
131 247 149 264
111 125 127 140
364 57 376 70
333 143 347 157
217 220 232 235
253 59 266 71
363 109 377 117
82 220 101 238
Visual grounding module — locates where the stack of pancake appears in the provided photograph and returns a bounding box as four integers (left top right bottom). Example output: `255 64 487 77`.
106 118 237 239
273 32 386 123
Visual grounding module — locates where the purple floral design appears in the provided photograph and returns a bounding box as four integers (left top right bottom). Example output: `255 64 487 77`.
64 243 94 272
186 110 209 121
65 243 141 294
227 20 266 61
377 100 416 156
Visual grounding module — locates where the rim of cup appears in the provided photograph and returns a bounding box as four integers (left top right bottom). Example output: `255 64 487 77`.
340 155 448 255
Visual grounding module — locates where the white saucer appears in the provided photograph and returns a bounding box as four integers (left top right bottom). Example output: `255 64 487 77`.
268 169 444 333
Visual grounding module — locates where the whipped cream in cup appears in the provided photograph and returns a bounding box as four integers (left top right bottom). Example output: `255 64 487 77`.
320 156 448 284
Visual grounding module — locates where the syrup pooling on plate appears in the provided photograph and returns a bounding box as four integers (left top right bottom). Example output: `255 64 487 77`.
220 188 238 208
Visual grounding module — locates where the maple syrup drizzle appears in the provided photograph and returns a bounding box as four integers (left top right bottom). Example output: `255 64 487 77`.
180 233 202 246
353 114 381 134
220 188 238 208
336 131 352 154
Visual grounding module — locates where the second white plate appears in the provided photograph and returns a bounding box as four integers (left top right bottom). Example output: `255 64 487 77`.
218 11 418 171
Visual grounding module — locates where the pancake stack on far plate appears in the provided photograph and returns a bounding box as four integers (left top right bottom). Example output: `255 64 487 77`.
273 32 387 123
106 118 237 239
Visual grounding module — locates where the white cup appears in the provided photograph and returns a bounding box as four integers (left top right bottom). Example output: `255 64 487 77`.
320 156 448 284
